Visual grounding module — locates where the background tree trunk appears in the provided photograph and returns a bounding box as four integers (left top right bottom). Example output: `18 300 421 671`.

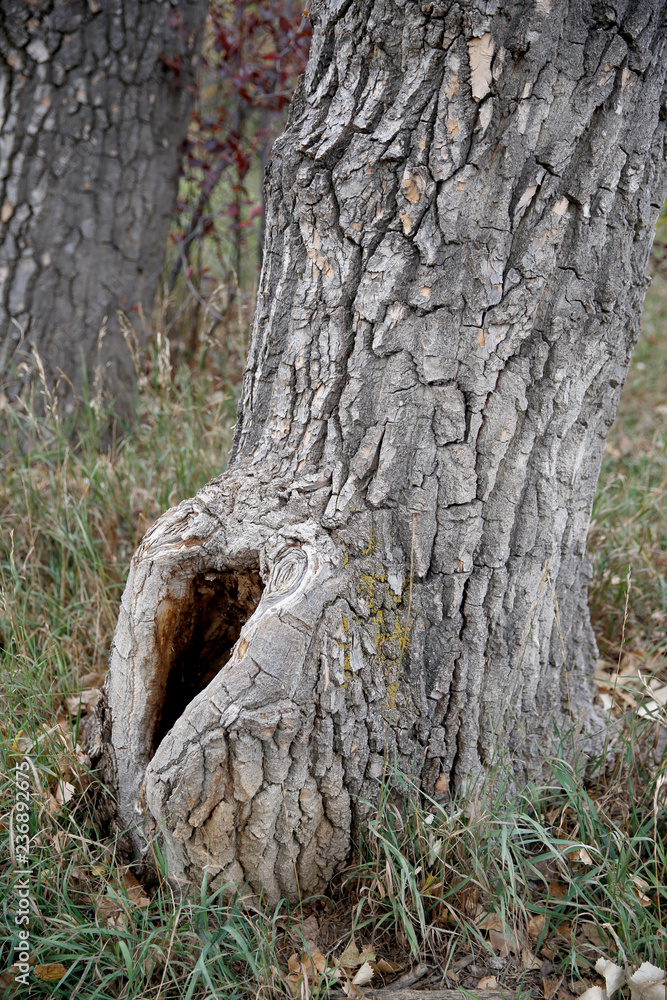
93 0 667 902
0 0 207 419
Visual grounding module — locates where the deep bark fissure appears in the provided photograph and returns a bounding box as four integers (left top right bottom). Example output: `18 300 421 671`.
92 0 667 902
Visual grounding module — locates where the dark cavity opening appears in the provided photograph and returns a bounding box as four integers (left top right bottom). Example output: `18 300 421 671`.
151 568 263 757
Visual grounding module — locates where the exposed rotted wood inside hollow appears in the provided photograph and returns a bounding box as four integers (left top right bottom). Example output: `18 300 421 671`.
152 569 264 756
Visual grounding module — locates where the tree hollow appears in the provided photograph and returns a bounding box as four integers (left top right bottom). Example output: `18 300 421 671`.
152 569 264 757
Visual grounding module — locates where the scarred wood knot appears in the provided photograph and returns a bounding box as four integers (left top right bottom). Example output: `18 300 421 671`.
263 546 308 606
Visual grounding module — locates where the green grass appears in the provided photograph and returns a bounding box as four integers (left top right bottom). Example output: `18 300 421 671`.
1 725 664 997
344 742 666 972
0 233 666 997
588 218 667 667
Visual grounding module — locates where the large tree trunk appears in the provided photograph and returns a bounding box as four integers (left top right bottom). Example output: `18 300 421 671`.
92 0 667 902
0 0 207 418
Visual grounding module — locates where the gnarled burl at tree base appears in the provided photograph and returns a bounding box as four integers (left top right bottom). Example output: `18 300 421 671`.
90 0 667 902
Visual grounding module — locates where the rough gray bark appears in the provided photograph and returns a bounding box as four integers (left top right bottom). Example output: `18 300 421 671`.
0 0 207 418
92 0 667 903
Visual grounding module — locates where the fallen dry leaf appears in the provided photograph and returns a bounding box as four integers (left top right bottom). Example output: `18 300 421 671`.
285 971 301 997
577 987 606 1000
339 941 376 970
630 875 653 907
303 950 329 979
522 947 541 970
596 957 626 997
528 913 546 939
477 976 498 989
55 714 70 739
628 962 665 1000
0 968 17 995
80 670 106 688
650 683 667 706
293 913 321 949
341 978 366 1000
44 793 62 816
580 922 607 948
489 927 515 957
478 910 525 957
556 920 573 939
478 912 504 932
66 688 101 717
571 983 607 1000
543 976 562 999
532 856 561 879
94 893 124 927
283 948 340 997
371 959 402 975
34 963 67 981
352 963 375 987
55 780 75 808
566 846 594 865
121 870 150 908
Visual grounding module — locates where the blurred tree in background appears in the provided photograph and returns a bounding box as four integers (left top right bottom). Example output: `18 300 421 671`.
0 0 310 427
0 0 208 422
